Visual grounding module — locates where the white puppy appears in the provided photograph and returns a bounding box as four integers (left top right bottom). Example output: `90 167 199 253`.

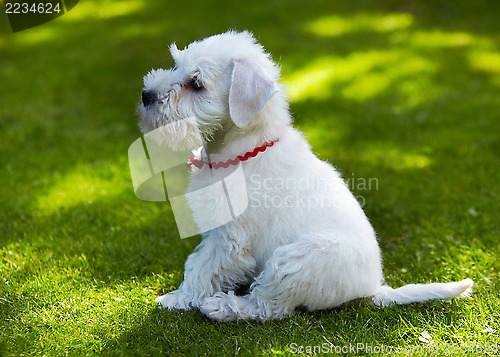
138 31 473 321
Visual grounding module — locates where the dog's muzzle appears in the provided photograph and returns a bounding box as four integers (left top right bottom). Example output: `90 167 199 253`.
142 90 158 106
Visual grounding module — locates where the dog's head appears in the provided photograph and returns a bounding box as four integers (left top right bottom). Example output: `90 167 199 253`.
138 31 286 151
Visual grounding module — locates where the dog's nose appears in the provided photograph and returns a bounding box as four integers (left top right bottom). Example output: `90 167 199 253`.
142 90 158 106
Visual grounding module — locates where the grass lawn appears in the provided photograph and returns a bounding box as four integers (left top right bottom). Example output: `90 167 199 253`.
1 0 499 355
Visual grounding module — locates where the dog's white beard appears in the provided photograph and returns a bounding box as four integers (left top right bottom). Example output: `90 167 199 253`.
143 116 204 152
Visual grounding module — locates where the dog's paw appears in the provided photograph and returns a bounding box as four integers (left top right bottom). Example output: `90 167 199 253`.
200 292 241 321
155 290 194 311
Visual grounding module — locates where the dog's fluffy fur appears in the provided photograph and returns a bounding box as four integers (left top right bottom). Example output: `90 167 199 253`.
138 31 473 321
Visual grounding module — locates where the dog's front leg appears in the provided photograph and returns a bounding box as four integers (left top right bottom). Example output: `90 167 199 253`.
155 233 256 310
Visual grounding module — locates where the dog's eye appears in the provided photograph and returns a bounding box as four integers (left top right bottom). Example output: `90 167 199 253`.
189 79 204 92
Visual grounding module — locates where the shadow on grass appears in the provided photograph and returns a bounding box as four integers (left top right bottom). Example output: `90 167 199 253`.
101 298 472 355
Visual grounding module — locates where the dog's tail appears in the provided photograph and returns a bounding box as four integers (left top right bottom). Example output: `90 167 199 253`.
372 278 474 307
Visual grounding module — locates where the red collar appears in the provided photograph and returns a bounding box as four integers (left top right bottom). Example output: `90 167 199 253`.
188 139 279 169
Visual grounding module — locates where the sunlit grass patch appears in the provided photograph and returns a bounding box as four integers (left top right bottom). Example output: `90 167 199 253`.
407 30 476 48
36 163 129 215
284 57 337 101
306 13 414 37
3 270 156 354
0 0 148 48
468 50 500 75
60 0 146 22
285 50 437 105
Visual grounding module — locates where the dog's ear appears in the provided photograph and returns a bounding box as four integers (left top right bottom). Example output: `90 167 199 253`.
169 43 181 64
229 59 279 128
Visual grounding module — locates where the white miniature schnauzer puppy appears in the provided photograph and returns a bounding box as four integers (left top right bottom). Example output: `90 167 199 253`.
138 31 473 321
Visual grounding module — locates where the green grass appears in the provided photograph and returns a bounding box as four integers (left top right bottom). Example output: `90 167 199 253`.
1 0 499 355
